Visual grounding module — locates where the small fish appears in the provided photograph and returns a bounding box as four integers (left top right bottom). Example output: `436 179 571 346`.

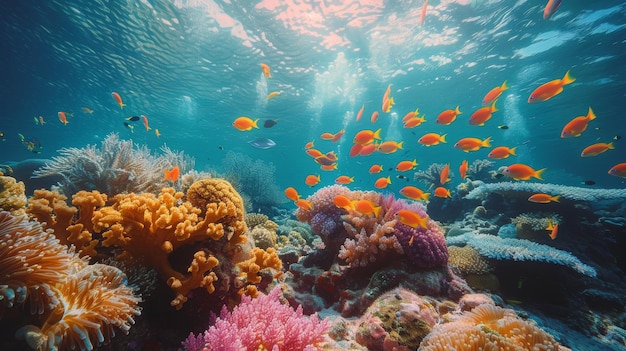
141 115 151 131
163 166 180 182
543 0 563 20
546 218 559 240
395 209 429 229
233 116 259 131
504 163 546 181
374 176 392 189
369 164 384 174
126 116 140 121
439 163 450 185
58 112 69 125
436 106 461 125
295 199 313 210
469 101 498 126
434 186 451 198
267 91 280 100
488 146 517 159
418 133 447 146
358 143 378 156
112 91 126 109
459 160 468 180
614 135 622 141
305 174 321 187
260 63 271 78
370 111 380 124
82 107 94 114
352 199 381 217
263 119 278 128
248 138 276 149
582 180 595 186
306 149 323 158
608 163 626 178
123 122 135 133
497 125 509 130
399 186 429 202
397 175 408 181
561 107 596 138
335 175 354 185
396 159 418 172
454 136 492 152
482 81 508 106
403 115 427 129
528 70 575 103
377 141 403 154
333 195 353 211
356 104 365 122
218 145 224 150
528 193 560 204
284 187 300 201
38 116 45 125
155 129 161 137
353 128 382 145
420 0 428 26
581 142 614 157
320 163 338 171
402 108 420 122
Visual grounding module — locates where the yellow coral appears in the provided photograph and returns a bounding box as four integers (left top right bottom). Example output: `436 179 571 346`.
237 247 283 294
245 212 269 229
0 175 27 212
448 245 492 275
93 185 247 309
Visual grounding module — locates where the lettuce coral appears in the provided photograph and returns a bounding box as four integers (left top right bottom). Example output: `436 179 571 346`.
180 285 329 351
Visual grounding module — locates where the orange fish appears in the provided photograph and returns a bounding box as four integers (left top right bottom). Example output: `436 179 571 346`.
320 163 338 171
284 187 300 201
371 111 380 123
396 159 418 172
163 166 180 182
399 186 429 202
402 109 419 122
418 133 446 146
332 130 345 142
353 199 381 217
306 149 323 158
469 101 498 126
488 146 517 159
439 164 450 185
349 143 364 157
377 141 403 154
482 81 508 105
304 140 314 149
325 151 338 162
434 187 451 198
395 209 429 229
403 116 426 128
141 115 151 131
528 70 575 103
295 199 312 210
504 163 546 181
608 163 626 178
58 112 68 125
369 164 384 174
305 174 321 187
333 195 353 211
233 117 259 131
353 128 382 144
266 91 280 100
335 175 354 185
581 142 614 157
374 176 392 189
544 0 562 20
546 218 559 240
356 104 365 122
320 132 335 140
436 106 461 125
420 0 428 26
382 97 394 113
314 155 336 167
155 129 161 137
454 136 492 152
459 160 468 180
381 84 392 110
112 92 125 109
358 143 378 156
260 63 271 78
561 107 596 138
528 193 560 204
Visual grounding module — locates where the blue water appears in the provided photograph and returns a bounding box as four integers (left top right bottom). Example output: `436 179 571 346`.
1 0 625 196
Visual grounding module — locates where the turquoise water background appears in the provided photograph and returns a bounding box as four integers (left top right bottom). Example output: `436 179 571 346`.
1 0 625 196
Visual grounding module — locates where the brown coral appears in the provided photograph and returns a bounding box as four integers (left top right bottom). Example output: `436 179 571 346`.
92 185 247 309
0 175 27 212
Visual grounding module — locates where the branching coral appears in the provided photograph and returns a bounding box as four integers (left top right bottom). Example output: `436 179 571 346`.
0 211 141 351
92 179 248 309
465 159 495 181
32 133 196 197
180 285 329 351
447 232 596 277
418 304 566 350
413 163 448 188
465 181 626 202
236 247 283 297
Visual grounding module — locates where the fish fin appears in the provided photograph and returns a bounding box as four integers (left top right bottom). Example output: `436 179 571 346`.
441 134 447 143
608 142 615 149
482 136 492 147
535 168 547 180
454 106 462 115
510 147 517 156
587 107 596 120
562 70 575 85
373 128 382 140
491 100 498 112
373 206 382 218
252 119 260 128
422 193 430 202
397 141 404 149
501 80 508 91
553 195 560 202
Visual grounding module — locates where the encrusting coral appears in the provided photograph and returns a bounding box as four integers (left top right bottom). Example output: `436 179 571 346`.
0 175 27 213
92 178 248 309
465 181 626 201
0 211 141 351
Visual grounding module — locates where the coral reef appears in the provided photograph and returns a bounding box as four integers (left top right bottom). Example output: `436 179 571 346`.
180 285 329 351
465 159 495 181
511 212 562 240
91 179 248 309
0 175 27 212
447 232 597 277
465 181 626 202
0 211 141 351
413 163 448 188
32 133 198 197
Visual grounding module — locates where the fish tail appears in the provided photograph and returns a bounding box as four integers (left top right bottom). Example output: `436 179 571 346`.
562 70 575 85
397 141 404 149
491 100 498 112
422 193 430 202
454 105 462 115
587 107 596 120
252 119 260 128
608 141 615 149
510 146 517 156
534 168 547 180
501 80 508 91
440 134 447 143
482 136 492 147
373 128 382 140
373 206 382 218
163 169 171 181
553 195 560 202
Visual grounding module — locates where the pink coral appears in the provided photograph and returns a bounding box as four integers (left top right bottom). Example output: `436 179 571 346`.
181 286 329 351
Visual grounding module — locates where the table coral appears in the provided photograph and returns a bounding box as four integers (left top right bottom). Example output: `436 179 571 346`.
92 180 248 309
465 181 626 201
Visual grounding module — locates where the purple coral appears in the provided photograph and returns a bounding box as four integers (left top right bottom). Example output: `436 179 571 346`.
296 185 351 242
180 286 329 351
382 194 448 269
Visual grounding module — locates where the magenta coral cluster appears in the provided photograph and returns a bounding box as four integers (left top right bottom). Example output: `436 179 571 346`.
295 185 352 242
180 286 329 351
